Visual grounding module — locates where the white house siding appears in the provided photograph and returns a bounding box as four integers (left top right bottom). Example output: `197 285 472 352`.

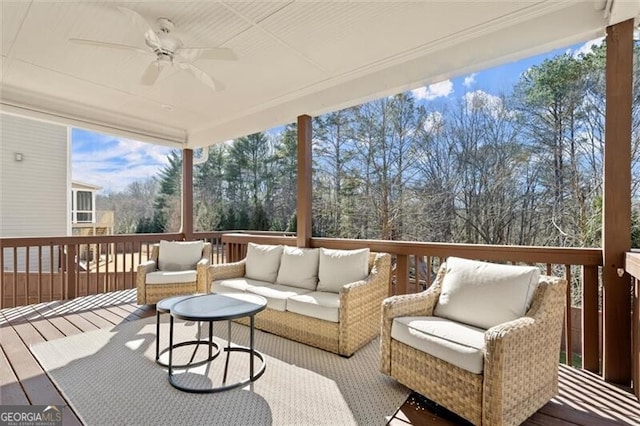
1 113 68 271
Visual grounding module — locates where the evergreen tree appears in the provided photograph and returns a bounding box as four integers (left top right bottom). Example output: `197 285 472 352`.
152 150 182 232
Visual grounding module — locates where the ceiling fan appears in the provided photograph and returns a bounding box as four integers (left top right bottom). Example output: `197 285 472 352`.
69 6 236 91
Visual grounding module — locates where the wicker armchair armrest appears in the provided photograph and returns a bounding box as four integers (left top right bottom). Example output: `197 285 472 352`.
207 259 246 286
379 263 447 374
482 276 567 425
379 287 441 374
136 260 157 304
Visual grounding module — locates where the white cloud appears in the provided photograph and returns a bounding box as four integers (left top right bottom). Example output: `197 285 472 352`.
423 111 444 134
411 80 454 100
463 90 515 119
72 137 173 193
464 90 502 111
572 37 604 58
463 73 476 88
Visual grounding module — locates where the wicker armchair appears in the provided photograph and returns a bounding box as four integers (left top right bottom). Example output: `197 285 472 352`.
136 241 211 305
380 258 567 426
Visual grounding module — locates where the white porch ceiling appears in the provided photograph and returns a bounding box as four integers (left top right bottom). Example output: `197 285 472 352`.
1 1 639 149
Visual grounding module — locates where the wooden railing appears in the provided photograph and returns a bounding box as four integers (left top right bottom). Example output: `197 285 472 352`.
1 231 604 373
221 233 604 373
0 230 294 309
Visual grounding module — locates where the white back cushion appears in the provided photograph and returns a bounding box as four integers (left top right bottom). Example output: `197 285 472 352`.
433 256 540 330
276 246 320 290
245 243 284 282
317 248 370 293
158 240 204 271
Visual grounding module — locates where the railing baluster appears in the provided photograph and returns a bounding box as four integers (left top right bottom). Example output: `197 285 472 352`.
49 244 54 302
396 255 409 296
25 246 30 305
12 247 17 307
66 244 76 300
564 264 573 366
582 265 600 372
0 243 4 309
38 246 42 304
129 242 135 289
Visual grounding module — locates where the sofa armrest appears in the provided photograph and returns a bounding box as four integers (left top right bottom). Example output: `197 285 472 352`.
337 253 391 355
482 276 567 425
136 260 157 304
207 259 246 287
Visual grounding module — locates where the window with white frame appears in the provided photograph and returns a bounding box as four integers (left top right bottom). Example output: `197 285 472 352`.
72 190 94 223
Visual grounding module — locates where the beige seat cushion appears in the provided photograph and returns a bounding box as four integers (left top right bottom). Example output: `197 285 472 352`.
146 270 197 285
286 291 340 323
246 284 312 312
317 248 369 293
276 246 320 290
211 278 272 294
434 256 540 330
245 243 284 282
158 240 204 271
392 316 486 374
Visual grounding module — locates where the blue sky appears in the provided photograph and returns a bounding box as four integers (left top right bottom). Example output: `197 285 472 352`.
72 129 173 192
72 38 601 194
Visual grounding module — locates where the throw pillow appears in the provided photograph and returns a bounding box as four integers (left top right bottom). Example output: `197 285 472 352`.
158 240 204 271
245 243 284 282
433 256 540 330
317 248 369 293
276 246 320 290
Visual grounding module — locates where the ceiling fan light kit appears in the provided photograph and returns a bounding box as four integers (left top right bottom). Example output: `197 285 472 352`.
69 6 236 91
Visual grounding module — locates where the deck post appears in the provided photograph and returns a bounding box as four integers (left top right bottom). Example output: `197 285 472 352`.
602 18 633 385
297 115 313 248
182 148 194 241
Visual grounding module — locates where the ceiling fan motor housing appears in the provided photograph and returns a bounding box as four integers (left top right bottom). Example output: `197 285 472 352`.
146 18 182 59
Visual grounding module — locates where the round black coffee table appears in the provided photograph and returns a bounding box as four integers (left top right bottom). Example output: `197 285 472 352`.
168 293 267 393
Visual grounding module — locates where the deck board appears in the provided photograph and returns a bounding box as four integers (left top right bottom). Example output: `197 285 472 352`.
0 319 81 425
0 328 30 405
1 289 639 426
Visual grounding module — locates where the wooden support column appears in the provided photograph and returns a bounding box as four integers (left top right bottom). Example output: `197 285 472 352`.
602 19 633 385
182 148 194 241
297 115 313 248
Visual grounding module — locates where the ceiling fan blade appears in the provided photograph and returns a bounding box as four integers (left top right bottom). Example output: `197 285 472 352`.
69 38 149 55
178 63 222 91
140 62 164 86
117 6 161 47
176 47 237 62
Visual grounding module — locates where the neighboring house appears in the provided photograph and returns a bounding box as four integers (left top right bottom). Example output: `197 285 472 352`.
71 181 114 237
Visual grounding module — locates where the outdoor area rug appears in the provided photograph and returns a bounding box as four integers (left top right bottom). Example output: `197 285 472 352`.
30 315 408 425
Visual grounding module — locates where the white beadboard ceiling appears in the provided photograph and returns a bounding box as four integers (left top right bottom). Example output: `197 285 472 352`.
1 1 638 148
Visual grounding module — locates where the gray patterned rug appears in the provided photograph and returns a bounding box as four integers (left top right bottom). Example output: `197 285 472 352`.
31 315 408 425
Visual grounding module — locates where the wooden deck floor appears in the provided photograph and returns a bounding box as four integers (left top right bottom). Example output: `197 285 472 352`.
1 290 638 426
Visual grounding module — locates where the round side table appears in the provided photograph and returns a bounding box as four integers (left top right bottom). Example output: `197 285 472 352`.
155 294 219 368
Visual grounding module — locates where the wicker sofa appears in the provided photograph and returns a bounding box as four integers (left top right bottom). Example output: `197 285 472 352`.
380 257 567 426
208 243 391 356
